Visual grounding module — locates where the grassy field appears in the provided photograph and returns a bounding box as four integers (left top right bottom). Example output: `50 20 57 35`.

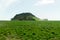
0 21 60 40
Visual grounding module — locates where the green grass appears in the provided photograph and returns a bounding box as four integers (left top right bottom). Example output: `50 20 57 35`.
0 21 60 40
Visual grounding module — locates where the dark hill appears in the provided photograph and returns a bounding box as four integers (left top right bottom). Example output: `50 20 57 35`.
11 12 39 21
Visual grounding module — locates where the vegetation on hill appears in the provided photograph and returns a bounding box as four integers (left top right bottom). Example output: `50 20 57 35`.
0 21 60 40
11 12 40 21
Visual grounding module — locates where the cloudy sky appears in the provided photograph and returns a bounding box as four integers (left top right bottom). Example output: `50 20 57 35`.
0 0 60 20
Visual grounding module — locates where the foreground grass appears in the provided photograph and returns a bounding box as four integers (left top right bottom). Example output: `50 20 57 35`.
0 21 60 40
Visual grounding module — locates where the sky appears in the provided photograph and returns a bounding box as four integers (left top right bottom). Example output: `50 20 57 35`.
0 0 60 20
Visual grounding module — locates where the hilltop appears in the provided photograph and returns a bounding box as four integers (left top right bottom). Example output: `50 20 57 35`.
11 12 40 21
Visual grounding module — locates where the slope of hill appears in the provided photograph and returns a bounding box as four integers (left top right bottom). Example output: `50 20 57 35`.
11 12 40 21
0 21 60 40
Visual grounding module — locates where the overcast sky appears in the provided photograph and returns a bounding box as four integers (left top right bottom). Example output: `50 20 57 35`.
0 0 60 20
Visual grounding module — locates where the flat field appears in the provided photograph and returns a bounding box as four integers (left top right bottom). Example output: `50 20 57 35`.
0 21 60 40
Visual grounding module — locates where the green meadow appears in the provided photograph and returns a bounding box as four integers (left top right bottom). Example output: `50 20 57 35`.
0 21 60 40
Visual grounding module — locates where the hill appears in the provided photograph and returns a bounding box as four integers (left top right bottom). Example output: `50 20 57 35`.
0 21 60 40
11 12 40 21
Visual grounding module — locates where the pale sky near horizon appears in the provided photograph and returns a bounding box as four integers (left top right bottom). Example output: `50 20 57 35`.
0 0 60 20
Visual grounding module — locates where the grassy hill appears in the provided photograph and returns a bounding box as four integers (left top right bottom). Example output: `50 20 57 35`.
0 21 60 40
